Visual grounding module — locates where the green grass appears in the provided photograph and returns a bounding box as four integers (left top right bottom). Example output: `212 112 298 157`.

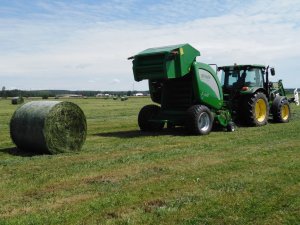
0 97 299 225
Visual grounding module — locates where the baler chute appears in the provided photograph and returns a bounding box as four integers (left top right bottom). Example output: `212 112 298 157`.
131 44 200 81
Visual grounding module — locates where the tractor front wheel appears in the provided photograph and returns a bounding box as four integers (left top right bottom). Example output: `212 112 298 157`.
186 105 213 135
242 92 269 126
271 96 291 123
138 105 164 131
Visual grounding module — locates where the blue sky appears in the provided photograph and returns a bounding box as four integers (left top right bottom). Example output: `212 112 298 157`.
0 0 300 90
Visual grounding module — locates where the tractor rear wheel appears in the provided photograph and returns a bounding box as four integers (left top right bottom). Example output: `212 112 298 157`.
242 92 269 126
138 105 164 131
186 105 213 135
271 96 291 123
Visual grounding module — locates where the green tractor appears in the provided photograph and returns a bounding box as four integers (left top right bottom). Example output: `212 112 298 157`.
218 64 291 126
128 44 290 135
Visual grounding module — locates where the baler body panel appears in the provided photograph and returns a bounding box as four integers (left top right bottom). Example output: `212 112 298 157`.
193 62 223 110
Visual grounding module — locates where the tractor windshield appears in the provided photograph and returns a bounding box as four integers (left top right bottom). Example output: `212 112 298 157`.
219 67 264 89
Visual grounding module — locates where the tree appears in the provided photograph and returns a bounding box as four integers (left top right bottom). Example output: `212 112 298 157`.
127 90 132 96
1 86 6 99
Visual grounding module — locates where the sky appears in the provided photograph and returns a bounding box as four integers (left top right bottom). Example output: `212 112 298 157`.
0 0 300 91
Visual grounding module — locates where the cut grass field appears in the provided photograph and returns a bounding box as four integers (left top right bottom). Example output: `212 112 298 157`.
0 97 299 225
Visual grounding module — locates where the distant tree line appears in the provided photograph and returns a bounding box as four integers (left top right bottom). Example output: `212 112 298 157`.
1 86 297 99
0 88 149 98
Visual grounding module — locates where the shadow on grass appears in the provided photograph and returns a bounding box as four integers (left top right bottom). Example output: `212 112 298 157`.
93 128 187 138
0 147 42 157
95 116 297 139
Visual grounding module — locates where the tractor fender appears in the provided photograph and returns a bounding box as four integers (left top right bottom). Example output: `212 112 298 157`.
272 95 288 106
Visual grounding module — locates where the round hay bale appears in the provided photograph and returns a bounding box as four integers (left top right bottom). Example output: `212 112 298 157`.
11 96 24 105
121 96 128 101
10 101 87 154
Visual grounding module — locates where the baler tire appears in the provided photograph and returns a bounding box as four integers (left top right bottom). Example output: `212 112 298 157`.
271 96 291 123
242 92 269 126
185 105 213 135
138 105 164 132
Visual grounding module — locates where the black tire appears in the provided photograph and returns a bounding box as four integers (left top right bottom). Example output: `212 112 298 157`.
271 96 291 123
242 92 269 126
138 105 164 131
185 105 213 135
226 122 236 132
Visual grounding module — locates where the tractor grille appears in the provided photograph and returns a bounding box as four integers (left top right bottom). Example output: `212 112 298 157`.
162 74 193 110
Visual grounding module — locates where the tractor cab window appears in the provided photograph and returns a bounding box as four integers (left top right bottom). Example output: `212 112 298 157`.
220 69 243 88
244 68 263 87
220 67 263 88
225 70 239 86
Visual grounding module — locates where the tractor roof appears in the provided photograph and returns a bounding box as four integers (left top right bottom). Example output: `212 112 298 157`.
219 64 265 69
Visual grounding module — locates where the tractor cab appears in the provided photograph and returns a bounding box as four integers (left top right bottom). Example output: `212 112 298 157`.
217 64 290 126
218 65 266 100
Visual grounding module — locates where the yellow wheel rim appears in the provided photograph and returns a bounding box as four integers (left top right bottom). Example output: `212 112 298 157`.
281 104 289 120
255 99 267 122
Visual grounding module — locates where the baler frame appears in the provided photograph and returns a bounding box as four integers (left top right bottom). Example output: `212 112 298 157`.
129 44 234 134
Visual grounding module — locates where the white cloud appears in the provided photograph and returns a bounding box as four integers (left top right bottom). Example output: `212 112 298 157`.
111 78 121 84
0 0 299 90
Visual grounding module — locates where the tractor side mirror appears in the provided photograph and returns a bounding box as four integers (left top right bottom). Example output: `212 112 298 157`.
270 68 275 76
